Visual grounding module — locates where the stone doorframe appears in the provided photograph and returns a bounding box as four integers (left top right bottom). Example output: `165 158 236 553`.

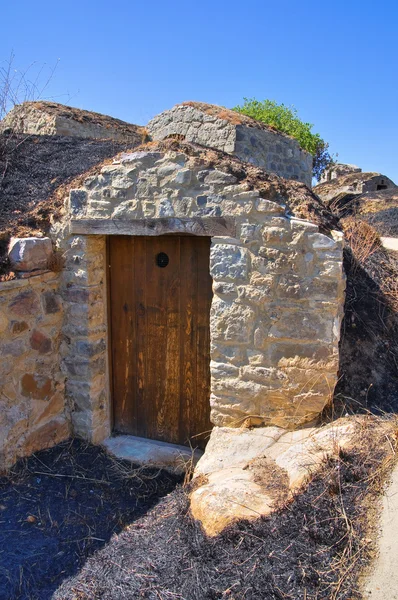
61 208 344 444
61 217 236 444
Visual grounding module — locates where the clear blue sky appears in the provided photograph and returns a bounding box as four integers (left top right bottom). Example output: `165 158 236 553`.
2 0 398 181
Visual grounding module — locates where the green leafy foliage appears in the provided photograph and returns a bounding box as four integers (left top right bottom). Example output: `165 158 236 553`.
232 98 332 181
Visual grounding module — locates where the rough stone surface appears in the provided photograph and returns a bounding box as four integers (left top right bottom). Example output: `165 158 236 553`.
147 103 313 186
59 234 110 444
103 435 203 474
314 170 397 206
191 419 358 536
63 148 345 440
8 237 52 272
1 101 145 143
0 272 68 471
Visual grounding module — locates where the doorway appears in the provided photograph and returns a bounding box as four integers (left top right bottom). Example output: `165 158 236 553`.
109 235 212 448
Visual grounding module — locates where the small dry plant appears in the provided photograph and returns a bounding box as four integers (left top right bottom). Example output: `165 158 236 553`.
47 248 65 272
342 218 381 266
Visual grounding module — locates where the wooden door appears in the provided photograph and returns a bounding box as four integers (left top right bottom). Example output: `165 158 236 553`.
109 235 212 448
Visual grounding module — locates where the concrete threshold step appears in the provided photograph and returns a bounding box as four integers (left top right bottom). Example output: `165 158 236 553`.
102 434 203 474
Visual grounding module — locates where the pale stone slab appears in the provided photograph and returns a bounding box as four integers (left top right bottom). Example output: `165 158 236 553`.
191 420 358 536
380 236 398 252
103 435 203 474
8 237 52 272
194 426 285 475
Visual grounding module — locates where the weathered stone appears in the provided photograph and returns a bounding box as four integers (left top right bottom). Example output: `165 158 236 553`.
147 103 313 186
210 298 256 343
42 291 62 314
204 170 237 185
9 290 40 316
11 321 29 334
1 338 26 356
30 330 52 354
190 419 358 536
69 190 87 215
0 313 9 333
210 245 249 281
8 237 52 271
21 374 52 400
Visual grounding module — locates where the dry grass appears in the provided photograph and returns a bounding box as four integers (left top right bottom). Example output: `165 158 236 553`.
341 218 381 266
50 417 398 600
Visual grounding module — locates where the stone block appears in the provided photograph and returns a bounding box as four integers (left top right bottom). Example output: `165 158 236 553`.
42 291 62 314
8 290 40 317
21 373 52 400
69 190 87 215
8 237 52 272
210 298 256 343
30 330 52 354
210 245 249 281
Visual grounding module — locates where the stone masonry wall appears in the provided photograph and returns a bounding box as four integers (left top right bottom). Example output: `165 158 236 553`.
1 102 144 143
0 272 69 470
147 104 313 187
59 235 110 443
64 149 345 436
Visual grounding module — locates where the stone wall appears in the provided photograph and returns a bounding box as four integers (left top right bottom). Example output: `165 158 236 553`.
59 235 110 443
0 272 68 470
64 149 345 434
147 104 313 187
1 101 144 143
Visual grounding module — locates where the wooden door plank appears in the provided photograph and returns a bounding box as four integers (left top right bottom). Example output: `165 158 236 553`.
133 237 147 437
110 236 136 433
144 237 180 443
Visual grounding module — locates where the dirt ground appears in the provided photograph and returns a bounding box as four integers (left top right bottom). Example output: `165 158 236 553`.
1 421 395 600
0 440 180 600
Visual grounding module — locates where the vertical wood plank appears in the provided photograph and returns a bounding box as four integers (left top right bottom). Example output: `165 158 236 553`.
110 236 136 433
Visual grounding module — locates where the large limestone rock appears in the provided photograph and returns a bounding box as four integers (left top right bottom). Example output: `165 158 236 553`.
8 237 52 272
191 420 358 536
147 102 313 186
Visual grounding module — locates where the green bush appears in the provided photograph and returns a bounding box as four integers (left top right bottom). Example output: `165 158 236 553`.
232 98 332 181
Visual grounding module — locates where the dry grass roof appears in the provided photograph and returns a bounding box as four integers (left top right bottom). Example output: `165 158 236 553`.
315 171 397 198
180 101 296 139
1 101 146 141
0 135 337 276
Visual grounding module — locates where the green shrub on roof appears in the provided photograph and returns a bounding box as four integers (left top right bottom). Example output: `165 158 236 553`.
232 98 332 181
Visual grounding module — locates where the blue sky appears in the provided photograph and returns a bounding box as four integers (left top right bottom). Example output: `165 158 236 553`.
2 0 398 181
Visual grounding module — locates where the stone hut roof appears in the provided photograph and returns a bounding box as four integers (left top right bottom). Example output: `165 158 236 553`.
147 103 313 187
0 101 146 143
0 134 337 277
178 102 295 137
314 171 397 205
0 133 140 273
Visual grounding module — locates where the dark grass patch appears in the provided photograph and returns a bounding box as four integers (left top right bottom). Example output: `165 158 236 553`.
0 439 181 600
332 248 398 417
53 429 394 600
0 133 134 277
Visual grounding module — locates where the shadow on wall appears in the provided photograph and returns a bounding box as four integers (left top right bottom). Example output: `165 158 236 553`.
333 249 398 416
